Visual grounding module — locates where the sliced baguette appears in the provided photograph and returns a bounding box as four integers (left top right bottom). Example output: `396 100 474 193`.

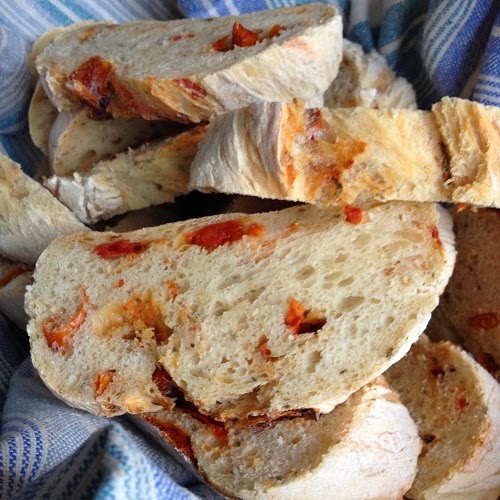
189 99 448 206
427 208 500 379
27 202 455 419
433 98 500 207
324 39 417 110
28 82 59 156
385 335 500 499
44 126 204 224
189 98 500 209
0 153 89 264
140 378 420 499
48 111 182 176
35 5 342 122
0 258 32 329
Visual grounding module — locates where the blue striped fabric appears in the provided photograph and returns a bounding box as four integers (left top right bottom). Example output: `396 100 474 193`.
0 1 499 498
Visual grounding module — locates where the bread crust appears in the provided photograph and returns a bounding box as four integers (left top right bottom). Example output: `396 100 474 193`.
433 97 500 207
0 153 89 264
189 100 449 206
427 207 500 379
27 202 454 420
35 5 342 122
324 39 417 110
44 125 204 224
0 257 32 329
385 335 500 499
139 379 420 499
190 98 500 209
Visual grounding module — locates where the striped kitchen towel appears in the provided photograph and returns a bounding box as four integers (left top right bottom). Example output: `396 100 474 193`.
0 1 499 498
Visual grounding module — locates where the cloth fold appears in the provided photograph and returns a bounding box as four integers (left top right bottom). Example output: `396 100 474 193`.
0 0 499 498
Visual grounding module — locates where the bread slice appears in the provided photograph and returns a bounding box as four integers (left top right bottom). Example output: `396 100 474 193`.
35 5 342 123
48 110 181 176
28 82 59 156
27 202 455 419
44 126 204 224
385 335 500 499
189 99 449 206
427 208 500 379
189 98 500 209
0 153 89 264
324 39 417 110
0 257 32 329
139 378 420 499
433 98 500 207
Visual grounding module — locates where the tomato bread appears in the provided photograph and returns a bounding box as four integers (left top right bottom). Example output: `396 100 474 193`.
34 4 342 123
385 335 500 499
0 153 89 264
189 98 500 209
27 202 454 420
139 378 420 499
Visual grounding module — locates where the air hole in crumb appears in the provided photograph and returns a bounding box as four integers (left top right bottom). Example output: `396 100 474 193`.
335 252 348 263
340 296 365 311
338 277 354 288
306 350 322 373
296 265 316 280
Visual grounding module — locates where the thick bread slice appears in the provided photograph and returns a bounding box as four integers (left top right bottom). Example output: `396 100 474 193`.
27 202 455 419
140 378 420 499
48 111 181 175
44 126 204 224
189 100 449 207
385 335 500 499
427 208 500 379
0 258 32 329
35 5 342 122
324 39 417 109
28 82 59 155
433 97 500 207
0 153 89 264
190 98 500 208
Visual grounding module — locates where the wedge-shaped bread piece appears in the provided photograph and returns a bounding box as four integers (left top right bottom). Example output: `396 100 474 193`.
427 208 500 379
27 202 455 419
44 126 204 224
385 335 500 499
325 39 416 110
28 82 59 155
0 258 33 329
48 111 181 175
0 153 89 264
140 378 420 499
433 97 500 207
35 5 342 123
189 100 450 207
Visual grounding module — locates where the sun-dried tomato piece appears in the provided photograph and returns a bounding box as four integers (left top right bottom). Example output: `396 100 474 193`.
232 21 261 47
185 220 263 251
176 78 207 101
213 34 232 52
268 24 287 38
43 287 88 352
94 239 151 259
457 397 468 411
468 313 499 330
475 352 499 375
344 205 363 224
123 294 172 344
260 342 272 360
144 416 195 461
0 265 32 288
152 367 177 396
68 56 113 111
93 370 115 396
285 298 306 335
